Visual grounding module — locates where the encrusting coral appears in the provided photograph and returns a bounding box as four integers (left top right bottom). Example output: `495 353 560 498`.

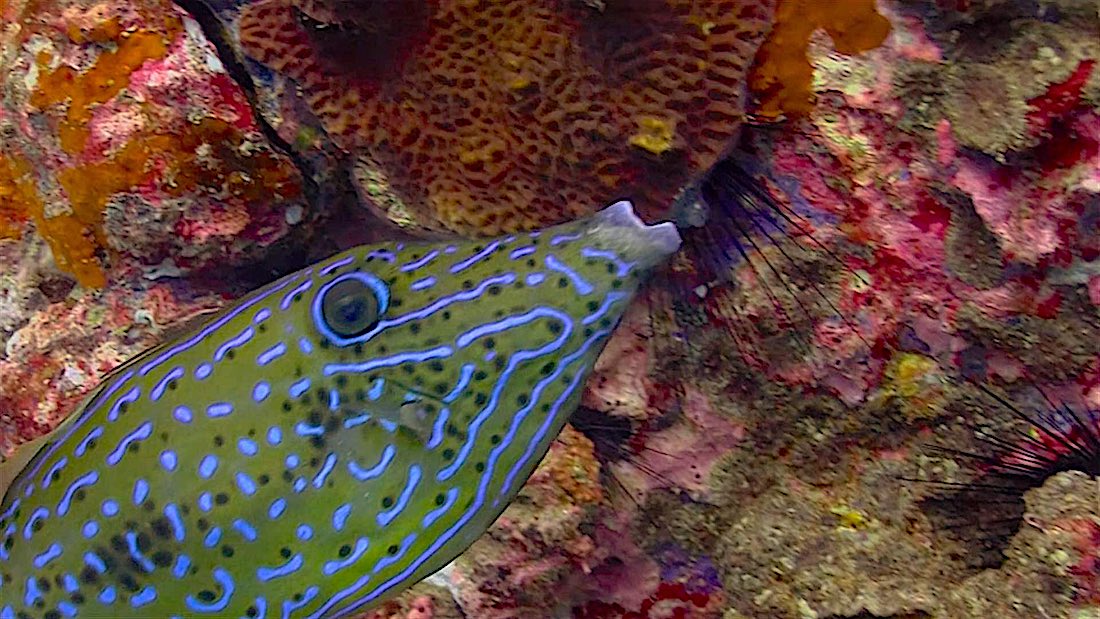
236 0 775 234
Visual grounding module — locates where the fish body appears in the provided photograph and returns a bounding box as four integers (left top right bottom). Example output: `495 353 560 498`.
0 201 680 618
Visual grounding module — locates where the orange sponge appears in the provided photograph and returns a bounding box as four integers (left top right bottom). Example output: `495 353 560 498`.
748 0 891 119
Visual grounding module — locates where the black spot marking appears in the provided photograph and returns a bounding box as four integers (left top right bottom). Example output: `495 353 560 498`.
151 518 172 539
118 573 139 592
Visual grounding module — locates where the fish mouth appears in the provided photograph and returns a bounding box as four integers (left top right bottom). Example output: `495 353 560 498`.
587 200 682 270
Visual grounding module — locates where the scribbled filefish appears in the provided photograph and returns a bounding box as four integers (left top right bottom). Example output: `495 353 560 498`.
0 201 680 618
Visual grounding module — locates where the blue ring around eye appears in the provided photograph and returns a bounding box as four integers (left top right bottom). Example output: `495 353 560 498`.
311 271 390 347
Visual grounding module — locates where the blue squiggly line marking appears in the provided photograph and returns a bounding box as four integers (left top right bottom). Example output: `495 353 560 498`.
400 249 439 272
580 246 634 277
422 487 459 528
106 420 152 466
185 567 235 613
312 454 337 488
348 445 395 481
322 537 369 576
545 254 594 294
214 327 254 362
450 240 500 273
377 465 421 527
57 470 98 516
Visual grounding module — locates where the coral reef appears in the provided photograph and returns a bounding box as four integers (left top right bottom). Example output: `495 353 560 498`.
0 0 306 288
0 0 1097 617
232 0 775 234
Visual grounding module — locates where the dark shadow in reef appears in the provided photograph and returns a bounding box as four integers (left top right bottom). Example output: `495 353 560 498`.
171 0 318 201
906 382 1099 570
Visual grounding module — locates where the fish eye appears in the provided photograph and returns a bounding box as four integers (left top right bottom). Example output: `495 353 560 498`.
313 272 389 343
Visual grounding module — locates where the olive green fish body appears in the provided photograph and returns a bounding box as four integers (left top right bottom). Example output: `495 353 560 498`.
0 202 679 618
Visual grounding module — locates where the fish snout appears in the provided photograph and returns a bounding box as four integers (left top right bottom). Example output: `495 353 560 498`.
587 201 681 271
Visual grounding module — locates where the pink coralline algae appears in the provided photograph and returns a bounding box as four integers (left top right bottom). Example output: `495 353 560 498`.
0 279 222 455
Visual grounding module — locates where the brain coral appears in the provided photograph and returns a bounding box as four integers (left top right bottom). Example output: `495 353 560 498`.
238 0 775 234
